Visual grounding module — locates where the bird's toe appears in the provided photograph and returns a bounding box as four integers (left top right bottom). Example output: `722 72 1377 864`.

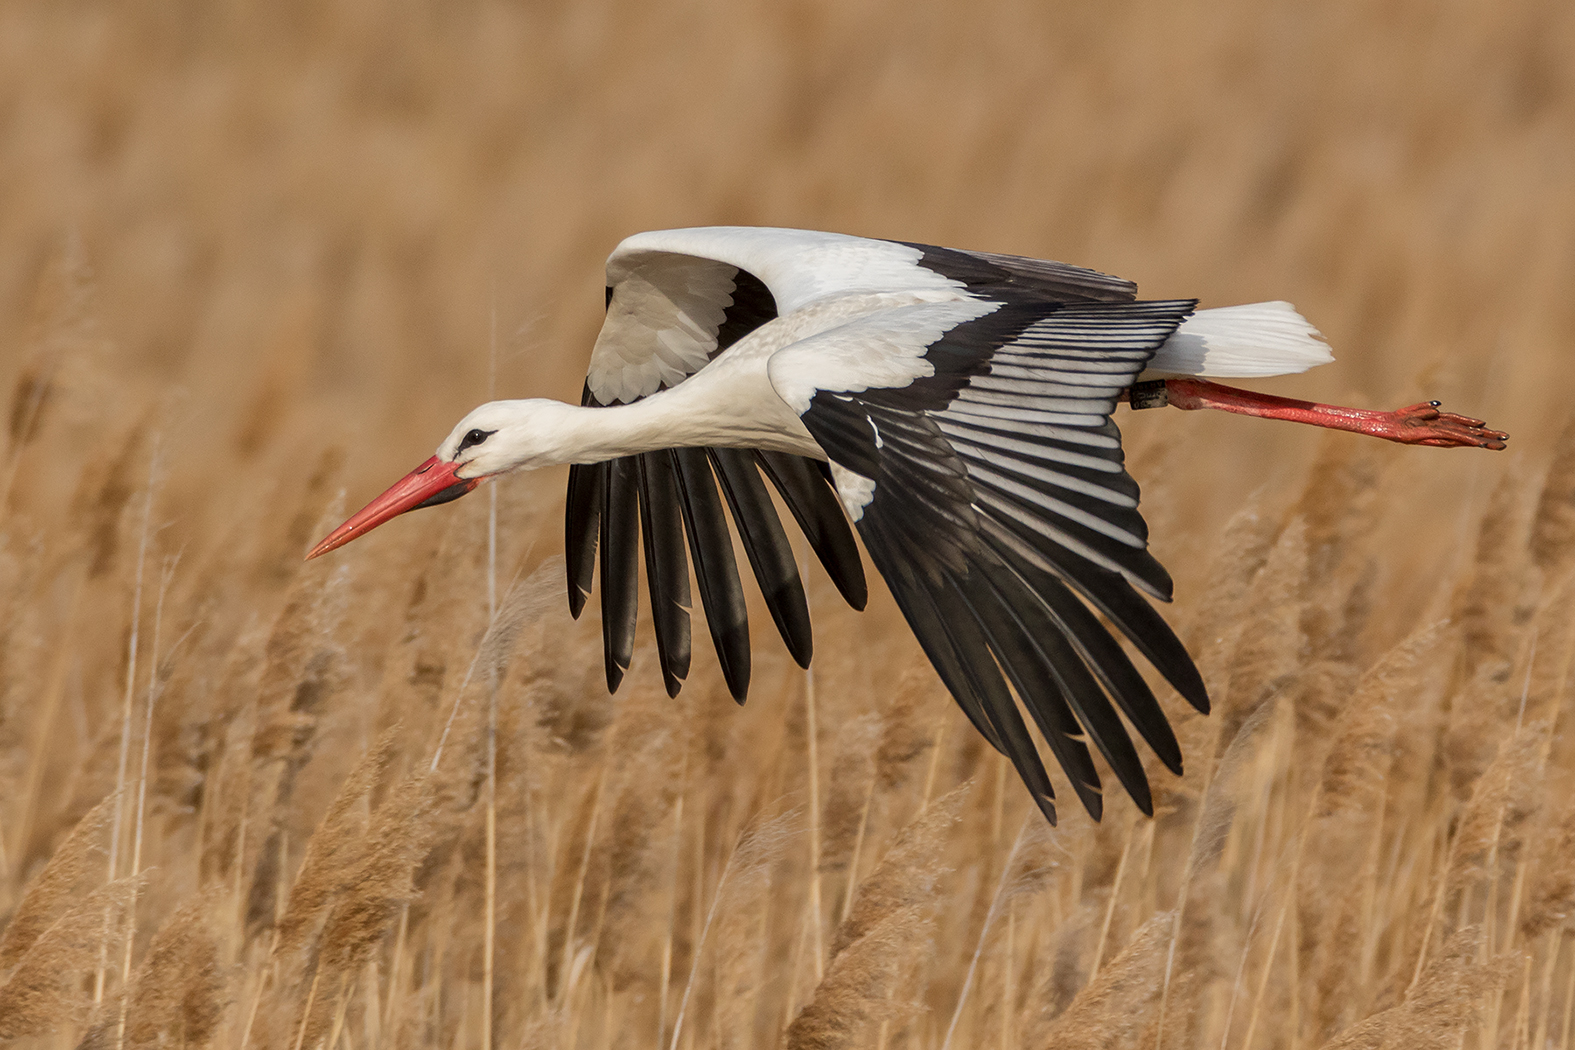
1405 406 1509 450
1395 401 1443 422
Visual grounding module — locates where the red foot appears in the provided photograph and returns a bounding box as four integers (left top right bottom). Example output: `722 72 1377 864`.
1388 402 1509 450
1156 379 1510 451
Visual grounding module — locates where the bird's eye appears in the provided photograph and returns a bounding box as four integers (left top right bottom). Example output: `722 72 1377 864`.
457 428 494 454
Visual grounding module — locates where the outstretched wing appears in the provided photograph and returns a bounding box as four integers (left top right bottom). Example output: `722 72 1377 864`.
566 231 872 702
769 296 1211 823
568 225 1159 715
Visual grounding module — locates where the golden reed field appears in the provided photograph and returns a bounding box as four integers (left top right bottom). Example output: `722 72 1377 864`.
3 1 1575 1047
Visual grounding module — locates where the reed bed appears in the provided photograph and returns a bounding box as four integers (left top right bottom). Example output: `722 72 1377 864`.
2 0 1573 1047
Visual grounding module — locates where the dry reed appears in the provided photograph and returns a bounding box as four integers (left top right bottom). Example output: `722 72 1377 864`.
2 0 1572 1046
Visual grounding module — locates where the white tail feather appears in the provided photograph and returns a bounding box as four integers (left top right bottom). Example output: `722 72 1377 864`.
1142 301 1332 379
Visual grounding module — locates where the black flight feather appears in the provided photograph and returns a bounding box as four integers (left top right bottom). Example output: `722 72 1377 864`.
919 578 1066 825
708 448 814 668
564 461 602 620
984 533 1184 774
864 541 1006 756
970 561 1150 815
636 451 692 697
599 457 641 693
755 451 868 611
953 565 1109 819
671 447 752 703
565 385 605 619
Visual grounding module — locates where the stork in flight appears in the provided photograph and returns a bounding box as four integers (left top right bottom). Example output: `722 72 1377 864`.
307 227 1507 824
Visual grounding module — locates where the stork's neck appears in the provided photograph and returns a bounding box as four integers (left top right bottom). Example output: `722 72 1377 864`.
533 397 710 464
471 379 820 476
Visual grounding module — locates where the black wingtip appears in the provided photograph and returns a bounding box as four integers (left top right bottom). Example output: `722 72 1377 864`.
605 657 626 695
1157 749 1184 778
661 669 683 699
1072 781 1103 822
1179 675 1210 715
1129 778 1153 818
568 585 588 620
724 667 749 705
714 622 752 704
830 529 869 611
1130 551 1175 604
1033 792 1060 827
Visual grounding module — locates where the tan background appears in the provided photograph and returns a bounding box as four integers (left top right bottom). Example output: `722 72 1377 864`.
2 1 1573 1048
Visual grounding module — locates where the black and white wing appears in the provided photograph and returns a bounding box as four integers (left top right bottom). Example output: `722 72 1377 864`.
566 232 870 702
768 297 1211 824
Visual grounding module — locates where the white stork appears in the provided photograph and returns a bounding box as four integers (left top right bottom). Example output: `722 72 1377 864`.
307 227 1507 824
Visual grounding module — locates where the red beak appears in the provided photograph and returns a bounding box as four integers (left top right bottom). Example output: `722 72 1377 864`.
306 455 480 560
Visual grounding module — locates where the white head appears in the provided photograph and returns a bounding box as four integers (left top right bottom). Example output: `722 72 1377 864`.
437 399 574 479
435 398 614 477
308 398 585 559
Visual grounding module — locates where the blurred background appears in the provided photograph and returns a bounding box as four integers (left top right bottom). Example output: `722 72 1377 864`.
2 2 1573 1046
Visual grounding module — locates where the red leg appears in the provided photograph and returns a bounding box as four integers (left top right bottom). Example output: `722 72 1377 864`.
1145 378 1508 449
